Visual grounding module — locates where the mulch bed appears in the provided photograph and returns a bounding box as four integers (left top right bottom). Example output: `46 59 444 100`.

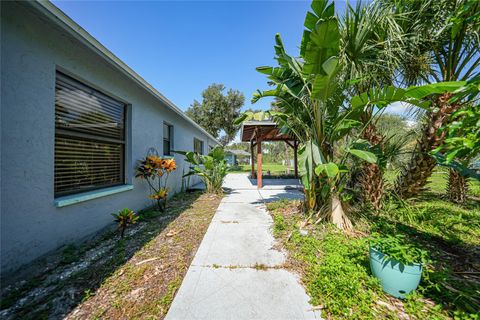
0 192 222 319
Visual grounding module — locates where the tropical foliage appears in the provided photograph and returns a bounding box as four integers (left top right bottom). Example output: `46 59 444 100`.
136 155 177 211
247 0 389 230
236 0 479 231
112 208 139 238
433 77 480 202
387 0 480 199
180 147 228 194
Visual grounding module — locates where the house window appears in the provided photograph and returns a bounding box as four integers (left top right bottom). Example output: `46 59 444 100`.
163 123 173 156
54 72 126 197
194 138 204 154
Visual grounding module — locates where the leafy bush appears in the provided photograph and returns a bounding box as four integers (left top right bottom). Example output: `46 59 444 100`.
112 208 139 238
179 147 228 194
136 155 176 211
369 234 430 265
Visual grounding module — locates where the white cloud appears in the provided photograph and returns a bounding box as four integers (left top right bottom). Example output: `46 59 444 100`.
383 101 418 120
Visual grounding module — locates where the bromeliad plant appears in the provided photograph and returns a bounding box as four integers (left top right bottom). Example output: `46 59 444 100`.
112 208 139 238
136 155 177 211
179 147 228 194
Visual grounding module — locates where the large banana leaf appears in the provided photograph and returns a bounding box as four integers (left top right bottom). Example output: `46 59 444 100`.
405 81 467 99
350 82 468 111
298 140 326 184
301 0 336 58
347 148 377 163
315 162 339 178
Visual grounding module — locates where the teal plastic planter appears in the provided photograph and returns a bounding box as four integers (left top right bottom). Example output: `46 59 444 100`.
369 246 422 299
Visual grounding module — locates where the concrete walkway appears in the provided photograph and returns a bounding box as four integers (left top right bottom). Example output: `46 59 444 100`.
166 174 321 320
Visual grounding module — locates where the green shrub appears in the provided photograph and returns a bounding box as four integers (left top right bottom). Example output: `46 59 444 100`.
179 147 228 194
112 208 139 238
369 233 430 265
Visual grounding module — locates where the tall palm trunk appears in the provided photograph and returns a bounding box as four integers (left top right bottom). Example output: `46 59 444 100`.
359 123 385 210
395 93 460 198
447 169 468 203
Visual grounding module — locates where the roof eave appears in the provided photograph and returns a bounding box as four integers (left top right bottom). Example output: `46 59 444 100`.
28 0 221 145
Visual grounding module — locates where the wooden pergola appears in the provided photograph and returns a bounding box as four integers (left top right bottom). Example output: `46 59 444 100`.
240 120 299 188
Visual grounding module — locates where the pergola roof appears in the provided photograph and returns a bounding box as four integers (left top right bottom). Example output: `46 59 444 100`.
240 120 294 142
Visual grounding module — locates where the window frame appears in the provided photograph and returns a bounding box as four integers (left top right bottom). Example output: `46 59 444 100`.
194 138 204 155
163 122 174 156
54 71 127 197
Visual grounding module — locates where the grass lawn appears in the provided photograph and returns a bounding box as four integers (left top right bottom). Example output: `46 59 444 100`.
385 168 480 197
229 162 288 174
267 174 480 319
0 191 222 319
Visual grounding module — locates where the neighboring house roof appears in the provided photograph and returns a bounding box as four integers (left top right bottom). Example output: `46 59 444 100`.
26 1 220 145
225 149 250 157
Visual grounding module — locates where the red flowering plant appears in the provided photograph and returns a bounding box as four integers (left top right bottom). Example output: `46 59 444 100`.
136 155 177 211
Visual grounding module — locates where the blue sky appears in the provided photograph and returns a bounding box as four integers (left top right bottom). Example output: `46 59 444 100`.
53 0 351 113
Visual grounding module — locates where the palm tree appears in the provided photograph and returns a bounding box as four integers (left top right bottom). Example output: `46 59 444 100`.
250 0 378 230
339 1 403 209
386 0 480 199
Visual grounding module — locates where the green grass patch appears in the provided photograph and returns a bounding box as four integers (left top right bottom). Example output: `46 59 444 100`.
229 163 288 173
268 195 479 319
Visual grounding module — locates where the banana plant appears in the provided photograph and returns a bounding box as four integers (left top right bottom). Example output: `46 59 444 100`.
245 0 381 230
177 147 228 194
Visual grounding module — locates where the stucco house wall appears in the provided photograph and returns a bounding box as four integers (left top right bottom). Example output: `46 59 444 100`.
0 1 218 273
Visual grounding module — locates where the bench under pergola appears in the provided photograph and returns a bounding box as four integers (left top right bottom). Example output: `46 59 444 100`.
240 120 299 188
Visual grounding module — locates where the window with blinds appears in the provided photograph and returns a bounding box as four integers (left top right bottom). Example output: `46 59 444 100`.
55 72 126 197
194 138 204 154
163 123 173 156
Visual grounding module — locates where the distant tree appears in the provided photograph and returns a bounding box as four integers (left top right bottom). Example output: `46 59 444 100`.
375 114 418 170
226 142 250 152
186 84 244 145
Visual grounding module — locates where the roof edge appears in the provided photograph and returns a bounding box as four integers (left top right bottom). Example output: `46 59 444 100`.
28 0 221 145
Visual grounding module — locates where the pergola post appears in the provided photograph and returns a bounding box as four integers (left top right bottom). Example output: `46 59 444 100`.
293 140 298 179
250 140 255 178
257 137 262 188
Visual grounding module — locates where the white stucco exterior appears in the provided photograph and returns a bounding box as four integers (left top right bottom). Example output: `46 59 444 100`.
0 1 219 273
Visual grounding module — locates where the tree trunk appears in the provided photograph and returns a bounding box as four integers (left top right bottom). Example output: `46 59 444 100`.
359 123 384 210
331 194 352 231
446 169 468 203
359 163 384 210
395 93 460 198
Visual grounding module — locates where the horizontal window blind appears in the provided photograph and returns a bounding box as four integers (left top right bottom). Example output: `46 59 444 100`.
55 72 126 196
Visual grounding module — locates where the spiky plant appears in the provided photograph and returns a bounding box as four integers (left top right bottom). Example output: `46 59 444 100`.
245 0 381 230
386 0 480 198
338 1 405 209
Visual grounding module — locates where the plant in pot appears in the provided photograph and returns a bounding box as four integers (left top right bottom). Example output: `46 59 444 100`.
369 234 429 299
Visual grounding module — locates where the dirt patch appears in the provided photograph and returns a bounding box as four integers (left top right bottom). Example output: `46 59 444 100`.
0 192 222 319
